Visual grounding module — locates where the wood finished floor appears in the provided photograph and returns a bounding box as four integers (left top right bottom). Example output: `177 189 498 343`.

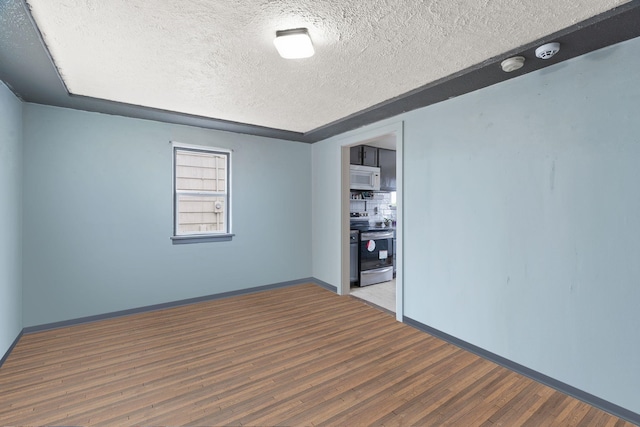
0 284 634 426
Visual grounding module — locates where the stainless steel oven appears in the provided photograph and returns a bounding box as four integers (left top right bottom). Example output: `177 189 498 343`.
359 230 394 286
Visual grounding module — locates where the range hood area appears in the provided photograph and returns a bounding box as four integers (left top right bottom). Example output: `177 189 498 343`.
349 143 397 227
350 165 380 191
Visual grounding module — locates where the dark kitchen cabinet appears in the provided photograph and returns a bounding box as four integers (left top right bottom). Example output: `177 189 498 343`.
350 145 379 166
350 146 362 165
362 145 378 166
378 148 396 191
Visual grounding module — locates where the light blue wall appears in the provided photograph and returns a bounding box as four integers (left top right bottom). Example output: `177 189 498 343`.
311 136 342 287
22 104 312 327
401 37 640 412
312 36 640 414
0 82 23 358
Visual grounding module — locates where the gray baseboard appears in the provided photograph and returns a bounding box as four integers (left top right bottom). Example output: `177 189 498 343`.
23 277 336 334
0 330 23 369
403 316 640 426
309 277 338 293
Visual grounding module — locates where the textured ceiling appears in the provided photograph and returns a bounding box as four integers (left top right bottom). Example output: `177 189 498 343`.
23 0 630 134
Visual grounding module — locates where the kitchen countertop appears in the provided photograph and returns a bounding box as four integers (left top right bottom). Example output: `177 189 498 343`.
350 226 396 232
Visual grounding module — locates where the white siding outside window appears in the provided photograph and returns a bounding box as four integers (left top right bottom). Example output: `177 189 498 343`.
172 143 232 241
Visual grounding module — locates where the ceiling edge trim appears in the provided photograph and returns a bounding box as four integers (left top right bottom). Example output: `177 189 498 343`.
4 1 640 144
13 0 306 142
302 2 640 142
66 92 307 142
22 0 70 95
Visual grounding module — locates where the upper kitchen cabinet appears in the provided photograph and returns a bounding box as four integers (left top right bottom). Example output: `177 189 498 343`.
350 146 362 165
362 146 378 166
378 148 396 191
350 145 379 167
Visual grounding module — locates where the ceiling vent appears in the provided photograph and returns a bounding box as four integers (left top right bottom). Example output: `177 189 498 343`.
535 42 560 59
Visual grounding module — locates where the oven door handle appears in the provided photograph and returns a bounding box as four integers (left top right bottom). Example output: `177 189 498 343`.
361 231 394 240
361 267 393 275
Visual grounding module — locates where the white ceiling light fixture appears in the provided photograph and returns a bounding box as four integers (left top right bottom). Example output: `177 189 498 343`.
274 28 315 59
500 56 525 72
535 42 561 59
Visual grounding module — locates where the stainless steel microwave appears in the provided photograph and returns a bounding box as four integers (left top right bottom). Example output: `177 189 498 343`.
350 165 381 191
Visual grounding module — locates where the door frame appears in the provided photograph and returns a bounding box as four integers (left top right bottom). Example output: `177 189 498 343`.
339 121 404 321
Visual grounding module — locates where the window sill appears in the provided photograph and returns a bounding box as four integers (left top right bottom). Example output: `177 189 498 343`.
171 234 235 244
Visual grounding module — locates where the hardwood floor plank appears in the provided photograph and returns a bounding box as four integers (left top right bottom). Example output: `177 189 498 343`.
90 324 416 425
188 329 426 425
0 283 634 426
521 390 571 427
15 312 393 423
90 314 408 424
255 342 460 426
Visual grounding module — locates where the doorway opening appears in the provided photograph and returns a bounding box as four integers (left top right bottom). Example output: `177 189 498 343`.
340 122 403 321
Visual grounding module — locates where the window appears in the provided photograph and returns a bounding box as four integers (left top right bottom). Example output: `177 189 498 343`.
171 143 232 243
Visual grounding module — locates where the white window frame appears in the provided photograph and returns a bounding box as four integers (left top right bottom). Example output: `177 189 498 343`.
170 141 233 244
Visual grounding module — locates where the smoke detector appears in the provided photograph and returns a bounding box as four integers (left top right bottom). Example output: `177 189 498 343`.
535 42 560 60
500 56 525 72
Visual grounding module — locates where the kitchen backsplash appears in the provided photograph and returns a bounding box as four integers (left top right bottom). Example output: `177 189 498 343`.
350 191 397 222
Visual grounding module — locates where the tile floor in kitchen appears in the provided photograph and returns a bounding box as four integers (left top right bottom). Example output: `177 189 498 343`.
350 279 395 313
